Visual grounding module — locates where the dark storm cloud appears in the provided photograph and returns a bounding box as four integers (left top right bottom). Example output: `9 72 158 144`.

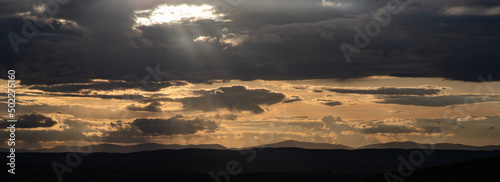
178 86 285 114
0 113 56 128
132 117 218 136
0 1 32 16
126 101 162 112
107 116 220 140
2 0 500 84
123 115 219 136
377 95 500 107
324 87 444 95
30 80 187 92
49 93 147 100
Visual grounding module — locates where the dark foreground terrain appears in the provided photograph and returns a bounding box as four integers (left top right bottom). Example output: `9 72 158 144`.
2 148 500 182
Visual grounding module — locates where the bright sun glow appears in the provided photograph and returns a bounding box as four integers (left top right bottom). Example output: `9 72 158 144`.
321 0 345 8
135 4 225 26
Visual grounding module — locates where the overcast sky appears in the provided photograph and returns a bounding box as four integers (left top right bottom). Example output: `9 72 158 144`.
1 0 500 149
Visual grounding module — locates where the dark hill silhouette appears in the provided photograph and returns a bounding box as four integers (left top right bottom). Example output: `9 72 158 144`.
3 140 500 154
2 148 500 182
366 155 500 182
260 140 353 150
359 141 500 151
2 140 500 154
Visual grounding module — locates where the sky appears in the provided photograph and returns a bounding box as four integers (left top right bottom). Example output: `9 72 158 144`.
1 0 500 149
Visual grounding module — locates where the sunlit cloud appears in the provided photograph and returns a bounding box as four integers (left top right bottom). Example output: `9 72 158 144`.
444 6 500 16
193 30 252 48
321 0 347 8
193 35 217 43
219 33 251 48
135 4 226 26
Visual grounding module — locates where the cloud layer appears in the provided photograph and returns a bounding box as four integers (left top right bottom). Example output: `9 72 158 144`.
324 87 445 96
1 0 500 84
177 86 285 114
131 116 219 136
377 95 500 107
1 113 56 128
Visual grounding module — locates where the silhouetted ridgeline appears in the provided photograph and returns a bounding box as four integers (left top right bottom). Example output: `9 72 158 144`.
2 148 500 182
3 141 500 153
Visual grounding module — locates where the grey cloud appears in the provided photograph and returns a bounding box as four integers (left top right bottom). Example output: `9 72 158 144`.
283 96 303 103
30 80 187 92
324 87 445 95
322 101 343 107
272 116 309 120
413 115 500 145
377 95 500 107
104 120 149 143
292 86 309 90
132 116 219 136
2 91 148 101
422 126 443 133
178 86 285 114
103 116 220 143
321 115 347 130
51 93 147 100
0 118 95 143
214 114 238 121
360 124 416 134
110 120 124 128
0 113 56 128
320 116 430 135
126 101 162 112
316 98 343 107
314 115 455 135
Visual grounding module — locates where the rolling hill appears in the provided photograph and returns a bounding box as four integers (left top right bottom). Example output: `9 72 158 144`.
359 141 500 151
2 140 500 153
